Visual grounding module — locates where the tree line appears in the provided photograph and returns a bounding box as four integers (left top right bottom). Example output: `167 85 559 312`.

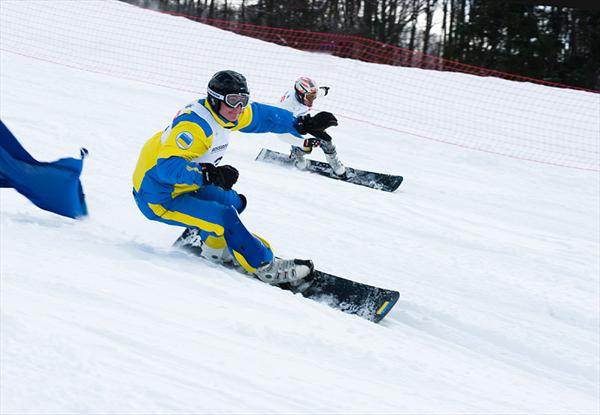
124 0 600 90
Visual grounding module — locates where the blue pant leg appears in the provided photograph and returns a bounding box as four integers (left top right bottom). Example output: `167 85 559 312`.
139 187 269 269
155 193 228 235
192 185 246 214
222 206 273 270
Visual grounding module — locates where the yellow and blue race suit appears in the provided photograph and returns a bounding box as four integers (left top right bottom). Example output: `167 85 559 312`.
133 98 302 271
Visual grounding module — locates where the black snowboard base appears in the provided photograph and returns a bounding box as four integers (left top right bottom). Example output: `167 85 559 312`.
174 228 399 323
256 148 403 192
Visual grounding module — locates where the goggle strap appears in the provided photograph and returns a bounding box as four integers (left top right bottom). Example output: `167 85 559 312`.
207 87 225 100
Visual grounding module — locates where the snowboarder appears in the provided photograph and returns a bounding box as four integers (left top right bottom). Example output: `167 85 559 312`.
132 70 337 285
277 77 346 177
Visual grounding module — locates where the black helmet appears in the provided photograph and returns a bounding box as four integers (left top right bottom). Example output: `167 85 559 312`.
207 70 249 111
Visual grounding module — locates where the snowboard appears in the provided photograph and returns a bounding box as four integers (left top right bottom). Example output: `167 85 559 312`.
174 228 399 323
255 148 403 192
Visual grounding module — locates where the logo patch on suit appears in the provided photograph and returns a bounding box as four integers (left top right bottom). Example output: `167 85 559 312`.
176 131 194 150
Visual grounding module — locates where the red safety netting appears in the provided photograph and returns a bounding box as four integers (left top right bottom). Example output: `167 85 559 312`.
1 1 598 171
171 13 598 94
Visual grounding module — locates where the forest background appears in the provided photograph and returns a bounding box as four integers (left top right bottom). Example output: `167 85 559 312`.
122 0 600 90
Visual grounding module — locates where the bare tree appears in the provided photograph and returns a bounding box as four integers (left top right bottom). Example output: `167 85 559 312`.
421 0 437 55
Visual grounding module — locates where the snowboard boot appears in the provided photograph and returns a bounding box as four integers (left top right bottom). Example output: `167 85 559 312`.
325 152 346 177
200 235 233 265
290 146 309 170
254 257 314 285
321 142 346 177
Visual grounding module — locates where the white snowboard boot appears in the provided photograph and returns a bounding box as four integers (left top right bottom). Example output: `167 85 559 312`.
254 258 314 285
325 151 346 176
200 242 233 265
173 228 232 264
320 141 346 176
181 232 231 265
290 146 309 170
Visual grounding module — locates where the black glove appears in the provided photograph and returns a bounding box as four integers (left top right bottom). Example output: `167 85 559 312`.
201 164 239 190
294 112 338 135
311 130 332 142
319 86 330 96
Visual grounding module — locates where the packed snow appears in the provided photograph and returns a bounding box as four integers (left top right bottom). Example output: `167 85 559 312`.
1 1 599 414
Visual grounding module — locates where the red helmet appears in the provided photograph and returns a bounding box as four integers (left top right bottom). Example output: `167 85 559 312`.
294 77 318 106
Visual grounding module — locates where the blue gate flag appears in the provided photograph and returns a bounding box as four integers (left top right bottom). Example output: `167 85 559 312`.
0 119 88 219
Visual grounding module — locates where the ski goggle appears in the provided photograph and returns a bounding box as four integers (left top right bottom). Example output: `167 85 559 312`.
303 92 317 103
207 88 249 108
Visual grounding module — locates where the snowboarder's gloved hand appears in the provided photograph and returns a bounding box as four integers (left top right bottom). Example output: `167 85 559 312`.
311 130 333 142
319 86 330 96
295 112 338 135
202 164 239 190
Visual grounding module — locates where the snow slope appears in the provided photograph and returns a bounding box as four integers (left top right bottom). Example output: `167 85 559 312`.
1 2 599 414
